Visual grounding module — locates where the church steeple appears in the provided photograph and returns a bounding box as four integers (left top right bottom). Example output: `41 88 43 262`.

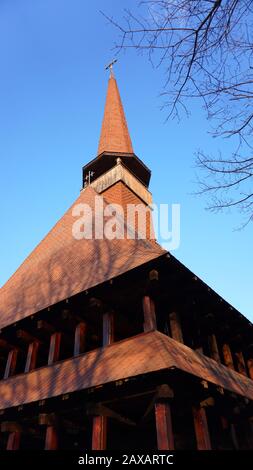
82 70 151 196
97 74 134 155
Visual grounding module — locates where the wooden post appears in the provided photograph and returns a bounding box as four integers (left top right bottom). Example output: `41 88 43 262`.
230 423 239 449
234 351 247 376
208 334 220 362
142 296 157 332
155 402 174 450
103 312 114 346
169 312 183 343
74 322 88 356
92 415 107 450
154 384 174 450
193 406 212 450
25 341 39 373
7 431 21 450
248 358 253 379
45 425 58 450
4 349 18 379
222 344 234 370
48 332 61 365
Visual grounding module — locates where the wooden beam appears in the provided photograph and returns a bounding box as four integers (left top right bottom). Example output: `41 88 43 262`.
6 431 21 450
155 402 174 450
143 296 157 332
48 332 61 365
16 329 39 344
247 358 253 379
4 349 18 379
103 312 114 346
45 426 58 450
0 338 13 352
192 406 212 450
169 312 183 343
25 341 40 373
222 344 234 370
37 320 55 335
74 322 88 356
208 334 220 363
92 415 107 450
235 351 247 376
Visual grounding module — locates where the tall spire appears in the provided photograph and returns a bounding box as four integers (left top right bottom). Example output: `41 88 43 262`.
97 74 134 155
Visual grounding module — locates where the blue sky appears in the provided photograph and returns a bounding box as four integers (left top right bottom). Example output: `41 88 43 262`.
0 0 252 321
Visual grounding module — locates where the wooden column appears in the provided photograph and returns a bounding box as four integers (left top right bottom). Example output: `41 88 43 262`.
92 415 107 450
155 384 174 450
248 358 253 379
234 351 247 376
103 312 114 346
142 296 157 332
169 312 183 343
39 413 58 450
208 334 220 362
193 405 212 450
222 344 234 370
45 425 58 450
25 341 39 373
48 332 61 365
74 322 88 356
1 422 21 450
4 349 18 379
7 431 21 450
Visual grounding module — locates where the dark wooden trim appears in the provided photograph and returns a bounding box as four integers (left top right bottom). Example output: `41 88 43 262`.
208 334 220 363
4 349 18 379
6 431 21 450
48 333 61 365
103 312 114 346
143 296 156 332
235 351 247 376
192 406 211 450
222 344 234 370
74 322 88 356
45 425 58 450
169 312 183 343
25 341 39 373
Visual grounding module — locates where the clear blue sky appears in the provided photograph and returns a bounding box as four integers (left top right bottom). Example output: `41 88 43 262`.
0 0 252 321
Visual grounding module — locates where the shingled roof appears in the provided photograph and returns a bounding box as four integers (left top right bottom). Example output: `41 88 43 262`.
1 331 253 409
97 75 134 155
0 186 165 330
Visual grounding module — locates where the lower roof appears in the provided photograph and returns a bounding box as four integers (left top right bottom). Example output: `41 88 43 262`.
0 331 252 410
0 186 165 330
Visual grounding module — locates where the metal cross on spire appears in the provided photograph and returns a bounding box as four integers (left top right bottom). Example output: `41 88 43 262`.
105 59 118 77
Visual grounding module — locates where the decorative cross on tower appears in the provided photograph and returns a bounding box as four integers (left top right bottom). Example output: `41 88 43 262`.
84 170 95 186
105 59 117 78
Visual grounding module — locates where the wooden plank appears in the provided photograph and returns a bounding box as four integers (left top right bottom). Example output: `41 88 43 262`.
208 334 220 363
25 341 39 373
192 406 212 450
45 425 58 450
4 349 18 379
6 431 21 450
92 415 107 450
169 312 183 343
103 313 114 346
48 333 61 365
155 401 174 450
235 351 247 376
222 344 234 370
143 296 157 332
74 322 88 356
248 358 253 379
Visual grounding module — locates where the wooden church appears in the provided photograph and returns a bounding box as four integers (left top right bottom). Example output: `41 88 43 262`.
0 70 252 451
